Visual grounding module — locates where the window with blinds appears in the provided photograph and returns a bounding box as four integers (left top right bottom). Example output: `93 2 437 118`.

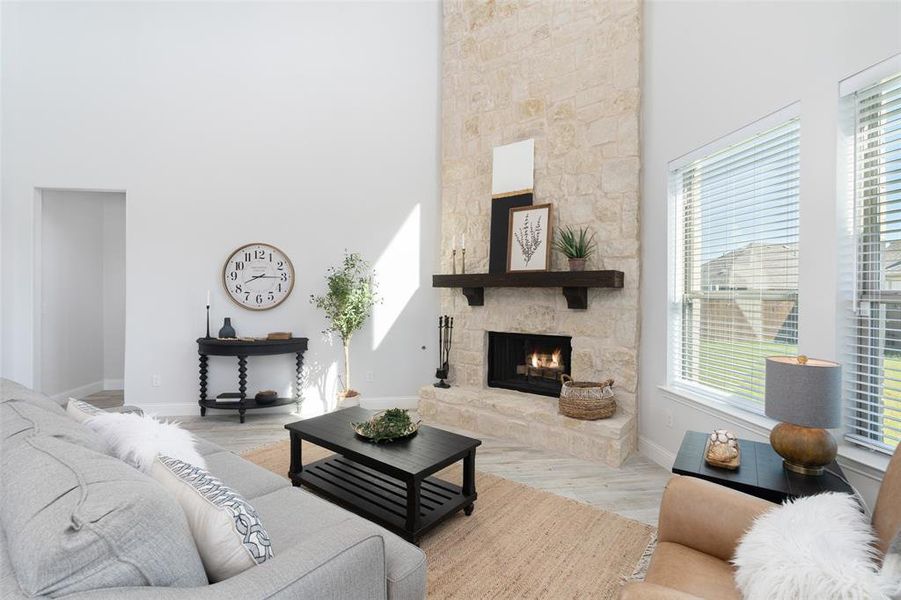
849 71 901 453
670 118 800 412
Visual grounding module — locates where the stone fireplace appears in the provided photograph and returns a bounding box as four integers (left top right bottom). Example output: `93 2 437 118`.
487 332 572 397
419 1 641 467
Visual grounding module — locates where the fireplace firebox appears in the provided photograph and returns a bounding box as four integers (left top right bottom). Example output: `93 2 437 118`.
487 331 573 397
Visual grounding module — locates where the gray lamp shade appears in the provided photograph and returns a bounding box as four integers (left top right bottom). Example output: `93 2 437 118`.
765 356 842 429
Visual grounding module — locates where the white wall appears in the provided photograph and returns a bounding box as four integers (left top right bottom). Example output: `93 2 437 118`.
641 1 900 507
102 197 126 386
40 191 106 396
0 4 4 381
2 2 441 415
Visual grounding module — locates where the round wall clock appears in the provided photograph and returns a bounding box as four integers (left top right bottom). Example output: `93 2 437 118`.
223 243 294 310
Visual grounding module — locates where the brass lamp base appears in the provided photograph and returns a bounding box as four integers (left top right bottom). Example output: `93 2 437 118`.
769 422 837 477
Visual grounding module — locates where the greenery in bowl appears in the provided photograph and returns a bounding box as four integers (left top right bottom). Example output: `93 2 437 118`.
352 409 420 443
552 226 597 259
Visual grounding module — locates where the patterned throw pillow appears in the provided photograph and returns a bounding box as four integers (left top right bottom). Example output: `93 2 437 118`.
66 398 103 423
150 456 273 582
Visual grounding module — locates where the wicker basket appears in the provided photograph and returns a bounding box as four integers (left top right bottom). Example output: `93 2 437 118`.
559 375 616 420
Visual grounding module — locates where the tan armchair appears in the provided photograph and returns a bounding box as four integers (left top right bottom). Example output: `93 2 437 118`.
621 445 901 600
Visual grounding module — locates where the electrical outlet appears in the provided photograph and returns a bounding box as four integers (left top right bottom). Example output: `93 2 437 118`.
665 411 673 428
152 374 161 388
365 371 375 383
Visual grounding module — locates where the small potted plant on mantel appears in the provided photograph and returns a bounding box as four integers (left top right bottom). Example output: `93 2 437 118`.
553 226 597 271
311 251 379 408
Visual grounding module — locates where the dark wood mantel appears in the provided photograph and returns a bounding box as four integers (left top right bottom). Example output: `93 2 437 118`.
432 270 624 309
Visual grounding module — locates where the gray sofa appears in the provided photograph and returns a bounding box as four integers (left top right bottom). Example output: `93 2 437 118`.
0 379 427 600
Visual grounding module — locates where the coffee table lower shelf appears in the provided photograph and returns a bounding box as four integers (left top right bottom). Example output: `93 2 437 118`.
295 455 476 544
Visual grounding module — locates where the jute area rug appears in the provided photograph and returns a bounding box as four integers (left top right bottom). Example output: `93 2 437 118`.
243 440 656 599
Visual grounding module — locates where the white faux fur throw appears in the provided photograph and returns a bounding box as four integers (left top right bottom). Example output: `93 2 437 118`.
734 492 895 600
85 412 206 472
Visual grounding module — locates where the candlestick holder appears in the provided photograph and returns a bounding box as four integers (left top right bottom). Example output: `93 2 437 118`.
205 305 211 339
452 249 457 275
461 248 466 274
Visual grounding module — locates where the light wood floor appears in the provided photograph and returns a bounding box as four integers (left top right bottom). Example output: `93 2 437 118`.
81 389 128 409
82 390 671 526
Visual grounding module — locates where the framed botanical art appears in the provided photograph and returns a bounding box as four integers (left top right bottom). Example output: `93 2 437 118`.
507 203 552 272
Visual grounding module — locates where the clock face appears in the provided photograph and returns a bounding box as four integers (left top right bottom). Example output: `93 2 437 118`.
223 243 294 310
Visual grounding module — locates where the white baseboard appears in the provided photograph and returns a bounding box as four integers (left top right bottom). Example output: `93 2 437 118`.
359 396 419 410
49 380 105 405
103 378 124 390
638 435 677 470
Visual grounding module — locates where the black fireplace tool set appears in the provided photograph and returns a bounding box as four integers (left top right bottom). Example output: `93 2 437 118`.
434 315 453 388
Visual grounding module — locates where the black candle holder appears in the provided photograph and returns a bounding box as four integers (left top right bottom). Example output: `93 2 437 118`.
434 315 453 388
205 304 211 339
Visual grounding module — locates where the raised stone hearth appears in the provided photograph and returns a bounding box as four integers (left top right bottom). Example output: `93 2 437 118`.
419 385 635 468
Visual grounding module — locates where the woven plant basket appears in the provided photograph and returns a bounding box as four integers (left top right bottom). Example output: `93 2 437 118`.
559 375 616 420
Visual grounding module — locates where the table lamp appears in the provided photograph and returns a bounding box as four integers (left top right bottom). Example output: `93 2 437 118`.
764 355 842 476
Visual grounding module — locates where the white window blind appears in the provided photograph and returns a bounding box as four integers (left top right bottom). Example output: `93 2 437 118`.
849 71 901 453
671 119 800 412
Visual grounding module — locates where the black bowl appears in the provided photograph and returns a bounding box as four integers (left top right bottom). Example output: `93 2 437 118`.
255 391 278 405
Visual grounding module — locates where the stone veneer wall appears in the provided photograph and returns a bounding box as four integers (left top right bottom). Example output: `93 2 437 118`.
434 0 641 460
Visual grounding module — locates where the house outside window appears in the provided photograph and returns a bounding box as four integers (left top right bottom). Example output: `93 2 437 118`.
847 68 901 452
669 115 800 413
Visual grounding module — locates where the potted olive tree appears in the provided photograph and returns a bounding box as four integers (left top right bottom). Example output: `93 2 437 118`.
553 226 597 271
311 251 379 407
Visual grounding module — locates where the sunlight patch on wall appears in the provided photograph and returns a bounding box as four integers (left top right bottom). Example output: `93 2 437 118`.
298 358 339 417
373 204 421 350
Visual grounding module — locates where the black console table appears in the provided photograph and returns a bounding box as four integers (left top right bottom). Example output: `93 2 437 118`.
672 430 853 504
197 337 308 423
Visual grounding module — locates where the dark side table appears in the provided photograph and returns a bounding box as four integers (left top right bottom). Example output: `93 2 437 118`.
673 430 854 504
197 337 308 423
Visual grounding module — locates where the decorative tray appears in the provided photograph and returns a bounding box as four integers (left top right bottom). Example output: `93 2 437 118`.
352 409 421 443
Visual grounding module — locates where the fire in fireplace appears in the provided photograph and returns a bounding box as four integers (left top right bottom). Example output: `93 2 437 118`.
487 331 573 397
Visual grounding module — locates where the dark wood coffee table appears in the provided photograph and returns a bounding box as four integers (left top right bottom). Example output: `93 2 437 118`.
285 407 481 544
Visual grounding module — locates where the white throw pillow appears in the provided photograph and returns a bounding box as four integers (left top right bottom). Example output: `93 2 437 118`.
84 412 205 472
150 456 273 582
734 492 891 600
66 397 104 423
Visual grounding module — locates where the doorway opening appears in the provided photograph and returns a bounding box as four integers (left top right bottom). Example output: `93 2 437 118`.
38 189 126 407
